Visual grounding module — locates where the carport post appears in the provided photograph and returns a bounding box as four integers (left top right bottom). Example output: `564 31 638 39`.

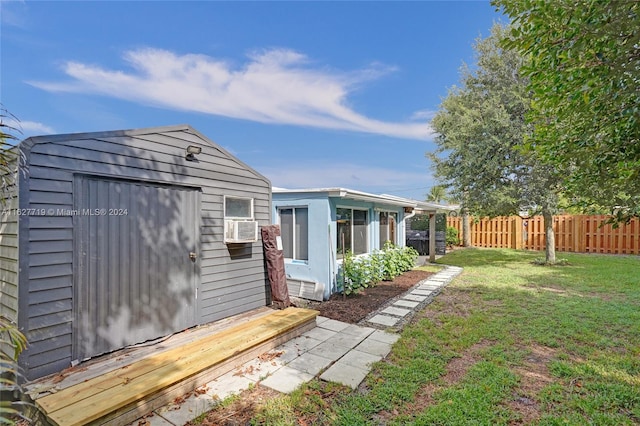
429 213 436 263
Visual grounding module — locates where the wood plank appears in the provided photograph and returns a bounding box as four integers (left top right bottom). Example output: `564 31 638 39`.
50 310 316 425
37 308 317 426
26 307 273 397
38 307 295 411
92 320 316 426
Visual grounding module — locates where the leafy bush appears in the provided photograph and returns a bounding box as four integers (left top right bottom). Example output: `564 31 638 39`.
446 226 460 247
341 243 418 295
532 257 570 266
410 213 447 232
1 317 28 425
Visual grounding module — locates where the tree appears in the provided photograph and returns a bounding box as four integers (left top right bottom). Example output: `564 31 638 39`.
428 23 562 262
0 106 28 425
425 185 448 203
0 107 20 195
494 0 640 223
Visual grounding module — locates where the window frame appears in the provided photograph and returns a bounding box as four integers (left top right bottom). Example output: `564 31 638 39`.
223 195 254 220
336 207 369 258
277 206 309 262
379 210 398 248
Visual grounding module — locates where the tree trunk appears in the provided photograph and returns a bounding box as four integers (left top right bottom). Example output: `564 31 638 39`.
542 208 556 263
462 208 472 247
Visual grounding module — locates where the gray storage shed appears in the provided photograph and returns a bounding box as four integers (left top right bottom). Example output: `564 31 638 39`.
0 125 272 380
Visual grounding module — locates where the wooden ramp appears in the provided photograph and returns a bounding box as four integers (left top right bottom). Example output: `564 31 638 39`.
33 307 318 426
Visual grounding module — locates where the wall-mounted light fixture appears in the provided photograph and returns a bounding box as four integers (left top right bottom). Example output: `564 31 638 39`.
185 145 202 161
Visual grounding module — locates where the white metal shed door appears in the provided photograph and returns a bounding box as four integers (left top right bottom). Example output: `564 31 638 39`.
74 177 200 361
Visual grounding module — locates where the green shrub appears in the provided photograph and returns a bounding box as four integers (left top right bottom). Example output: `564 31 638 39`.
1 317 28 425
532 257 570 266
341 243 418 295
446 226 460 247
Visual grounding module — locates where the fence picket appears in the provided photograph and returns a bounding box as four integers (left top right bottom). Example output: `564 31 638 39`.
446 214 640 255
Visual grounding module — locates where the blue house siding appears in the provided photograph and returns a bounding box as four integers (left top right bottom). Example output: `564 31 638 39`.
272 193 332 299
273 188 411 300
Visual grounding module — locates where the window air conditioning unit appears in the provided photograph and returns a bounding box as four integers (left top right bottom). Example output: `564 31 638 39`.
224 220 259 243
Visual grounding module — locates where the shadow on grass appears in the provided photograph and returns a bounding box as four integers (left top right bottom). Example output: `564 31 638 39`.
436 247 537 267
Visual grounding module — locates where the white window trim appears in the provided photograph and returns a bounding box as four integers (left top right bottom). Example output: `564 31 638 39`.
223 195 254 220
277 206 309 262
379 210 398 246
336 206 370 256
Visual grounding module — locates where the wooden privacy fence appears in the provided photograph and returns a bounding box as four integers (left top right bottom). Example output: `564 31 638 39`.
447 215 640 255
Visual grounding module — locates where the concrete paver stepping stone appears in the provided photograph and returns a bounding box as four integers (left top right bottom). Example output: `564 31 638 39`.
382 306 411 317
267 346 301 365
341 324 376 340
410 289 432 296
420 282 443 288
238 357 285 382
320 362 369 389
355 337 394 357
393 299 419 308
316 316 330 325
141 413 176 426
368 330 400 344
308 342 352 362
282 335 323 354
155 393 217 426
368 314 400 326
339 349 382 370
206 370 255 400
260 366 314 394
286 352 333 376
323 333 366 350
318 318 350 332
302 326 338 342
405 294 427 302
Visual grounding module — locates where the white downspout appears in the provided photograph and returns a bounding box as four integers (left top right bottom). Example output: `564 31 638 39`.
402 209 416 247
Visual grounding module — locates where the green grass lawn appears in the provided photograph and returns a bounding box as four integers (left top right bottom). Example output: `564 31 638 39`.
213 249 640 425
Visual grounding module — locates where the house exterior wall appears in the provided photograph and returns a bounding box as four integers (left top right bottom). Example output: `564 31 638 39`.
272 193 332 300
11 125 271 380
328 198 407 294
273 191 407 300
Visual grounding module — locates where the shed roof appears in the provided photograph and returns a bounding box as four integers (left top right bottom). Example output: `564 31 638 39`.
18 124 271 183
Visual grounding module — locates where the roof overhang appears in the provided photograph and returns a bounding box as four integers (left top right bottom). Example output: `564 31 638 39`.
273 187 456 213
273 187 416 208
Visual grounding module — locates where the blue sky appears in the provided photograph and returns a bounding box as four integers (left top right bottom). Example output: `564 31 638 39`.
2 1 506 201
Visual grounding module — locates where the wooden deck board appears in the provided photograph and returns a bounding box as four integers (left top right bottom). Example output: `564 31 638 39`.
36 307 318 426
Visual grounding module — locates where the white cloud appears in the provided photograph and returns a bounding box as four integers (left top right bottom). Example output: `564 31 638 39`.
0 1 29 29
410 109 437 121
29 48 435 141
260 162 432 197
4 119 55 137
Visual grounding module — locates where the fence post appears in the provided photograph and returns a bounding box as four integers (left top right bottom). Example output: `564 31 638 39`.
512 217 523 249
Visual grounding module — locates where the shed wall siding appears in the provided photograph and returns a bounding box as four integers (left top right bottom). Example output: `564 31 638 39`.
0 153 19 322
20 127 270 379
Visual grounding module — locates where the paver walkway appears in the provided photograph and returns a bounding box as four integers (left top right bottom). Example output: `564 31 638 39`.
135 265 463 425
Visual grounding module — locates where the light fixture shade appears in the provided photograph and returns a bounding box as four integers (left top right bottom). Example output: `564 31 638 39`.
185 145 202 160
186 145 202 155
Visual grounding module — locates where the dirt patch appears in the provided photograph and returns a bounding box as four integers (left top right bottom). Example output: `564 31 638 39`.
508 345 557 425
304 269 434 324
399 339 493 418
417 287 474 325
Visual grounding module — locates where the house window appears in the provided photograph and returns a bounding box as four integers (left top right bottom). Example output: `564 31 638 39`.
224 196 253 219
337 208 368 258
279 207 308 261
379 212 398 247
